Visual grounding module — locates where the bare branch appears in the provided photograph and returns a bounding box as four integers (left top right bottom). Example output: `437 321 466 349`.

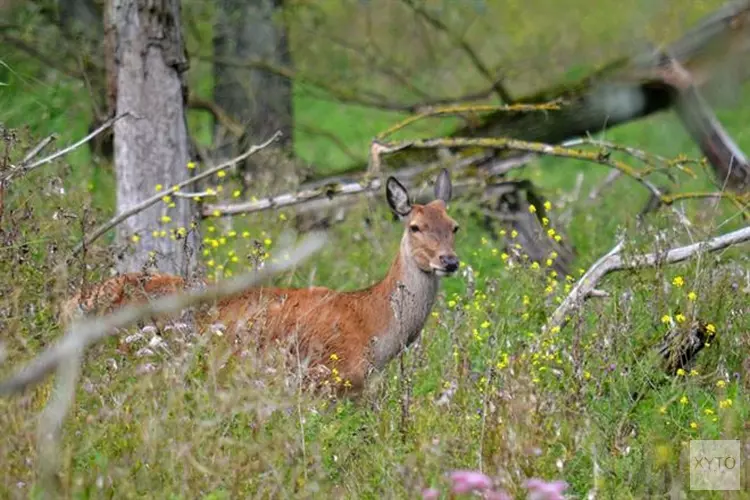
71 131 282 255
205 178 382 218
203 150 526 218
1 114 128 184
21 135 57 165
547 225 750 332
398 0 514 103
373 136 666 200
0 232 326 397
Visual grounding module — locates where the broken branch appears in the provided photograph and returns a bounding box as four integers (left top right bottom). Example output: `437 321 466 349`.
547 225 750 332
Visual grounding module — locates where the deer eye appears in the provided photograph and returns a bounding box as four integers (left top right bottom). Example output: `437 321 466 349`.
410 225 421 233
452 226 460 233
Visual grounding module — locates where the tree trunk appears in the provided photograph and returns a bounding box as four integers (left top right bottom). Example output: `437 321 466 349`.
213 0 293 174
112 0 198 276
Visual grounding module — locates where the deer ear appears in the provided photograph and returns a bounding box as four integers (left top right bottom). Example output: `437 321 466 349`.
434 168 452 204
386 176 411 217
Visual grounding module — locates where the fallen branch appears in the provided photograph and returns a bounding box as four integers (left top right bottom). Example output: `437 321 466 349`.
0 232 325 396
71 131 282 255
547 225 750 331
654 53 750 192
372 136 666 199
1 113 129 184
203 151 530 218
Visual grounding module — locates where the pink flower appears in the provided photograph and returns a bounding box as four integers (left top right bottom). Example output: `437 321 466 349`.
449 470 493 494
422 487 440 500
524 478 568 500
483 490 511 500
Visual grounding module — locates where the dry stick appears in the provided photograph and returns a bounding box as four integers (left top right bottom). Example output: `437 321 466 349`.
71 131 282 255
2 113 130 183
0 232 325 396
203 152 527 218
20 135 57 166
547 225 750 332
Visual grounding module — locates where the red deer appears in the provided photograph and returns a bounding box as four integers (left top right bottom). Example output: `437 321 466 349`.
62 169 460 394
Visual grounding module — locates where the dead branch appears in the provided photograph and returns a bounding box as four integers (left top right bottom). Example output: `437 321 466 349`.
71 131 282 255
21 135 57 166
206 177 382 217
1 114 128 184
202 150 526 218
0 232 325 396
372 136 666 199
668 64 750 192
547 225 750 332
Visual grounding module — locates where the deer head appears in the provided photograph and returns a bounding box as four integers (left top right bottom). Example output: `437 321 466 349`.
386 169 460 276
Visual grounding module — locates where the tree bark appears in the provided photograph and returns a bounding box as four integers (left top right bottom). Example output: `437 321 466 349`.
213 0 293 173
112 0 198 276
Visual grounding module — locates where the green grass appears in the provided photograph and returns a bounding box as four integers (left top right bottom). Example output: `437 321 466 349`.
1 4 750 498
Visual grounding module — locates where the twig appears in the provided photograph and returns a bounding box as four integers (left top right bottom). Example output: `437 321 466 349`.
21 135 57 166
0 232 325 396
71 131 282 255
6 114 129 183
398 0 514 103
547 225 750 331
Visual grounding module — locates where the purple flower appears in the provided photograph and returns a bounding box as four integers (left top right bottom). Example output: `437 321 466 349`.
449 470 493 494
421 487 440 500
524 478 568 500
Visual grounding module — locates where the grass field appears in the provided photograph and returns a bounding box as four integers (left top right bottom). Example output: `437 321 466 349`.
1 2 749 498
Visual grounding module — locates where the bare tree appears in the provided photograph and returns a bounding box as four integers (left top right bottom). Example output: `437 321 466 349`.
213 0 293 177
111 0 198 276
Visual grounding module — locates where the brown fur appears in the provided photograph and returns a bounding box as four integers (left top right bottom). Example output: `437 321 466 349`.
62 172 460 395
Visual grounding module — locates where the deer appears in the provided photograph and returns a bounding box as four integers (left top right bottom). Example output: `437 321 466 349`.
62 169 460 394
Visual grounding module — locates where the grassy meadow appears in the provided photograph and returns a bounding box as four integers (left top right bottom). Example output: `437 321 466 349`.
1 0 749 498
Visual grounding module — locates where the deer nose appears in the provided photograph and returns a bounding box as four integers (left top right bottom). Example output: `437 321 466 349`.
439 254 459 272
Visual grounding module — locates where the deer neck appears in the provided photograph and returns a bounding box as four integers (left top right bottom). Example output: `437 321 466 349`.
367 234 440 371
